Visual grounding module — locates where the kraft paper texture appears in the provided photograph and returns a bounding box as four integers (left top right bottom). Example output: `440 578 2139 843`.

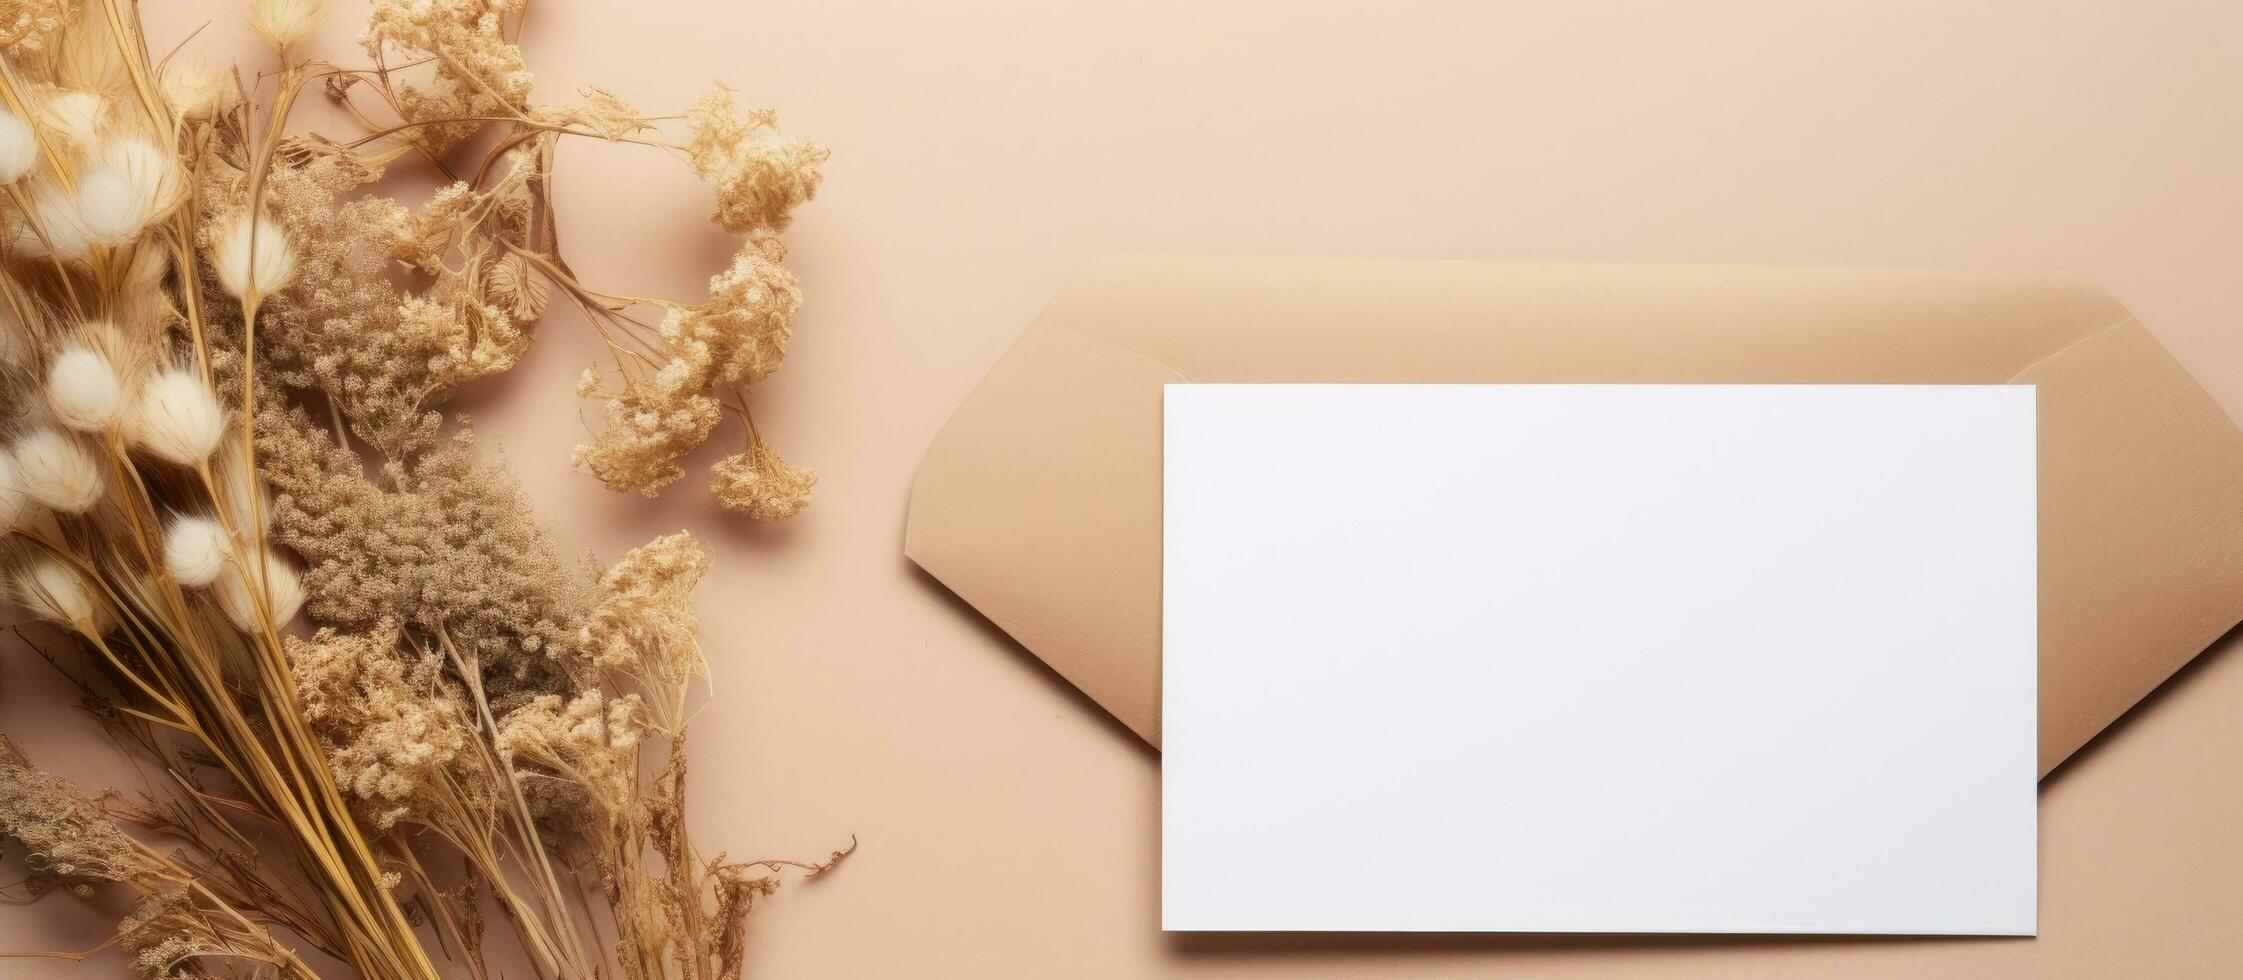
906 256 2243 776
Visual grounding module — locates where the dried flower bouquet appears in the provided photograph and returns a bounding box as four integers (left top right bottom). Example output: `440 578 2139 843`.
0 1 841 977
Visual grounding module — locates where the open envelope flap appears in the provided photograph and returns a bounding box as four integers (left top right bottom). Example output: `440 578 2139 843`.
904 256 2243 773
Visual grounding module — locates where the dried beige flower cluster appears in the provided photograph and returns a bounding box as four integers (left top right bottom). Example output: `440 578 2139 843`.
364 0 534 151
0 0 66 53
287 620 472 831
0 2 844 979
2 738 317 977
568 87 827 517
0 739 156 897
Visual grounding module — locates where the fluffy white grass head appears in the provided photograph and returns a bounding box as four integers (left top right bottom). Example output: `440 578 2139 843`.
79 139 184 243
215 551 304 631
0 300 18 367
46 344 124 431
122 240 170 291
14 180 92 261
248 0 327 54
210 210 297 299
37 90 109 150
114 245 172 333
159 59 238 121
74 167 144 245
214 447 272 530
15 557 97 628
130 368 226 464
0 110 36 184
0 449 27 529
11 428 102 512
163 515 233 588
50 9 131 94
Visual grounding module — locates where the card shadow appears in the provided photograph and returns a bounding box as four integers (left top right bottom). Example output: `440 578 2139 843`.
1161 930 2013 958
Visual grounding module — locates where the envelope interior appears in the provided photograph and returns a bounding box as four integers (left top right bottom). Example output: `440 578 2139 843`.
905 257 2243 773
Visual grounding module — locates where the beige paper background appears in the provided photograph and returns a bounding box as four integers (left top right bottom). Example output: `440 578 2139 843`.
4 1 2240 976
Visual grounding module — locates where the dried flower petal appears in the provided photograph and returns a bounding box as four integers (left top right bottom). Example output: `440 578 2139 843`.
484 253 547 320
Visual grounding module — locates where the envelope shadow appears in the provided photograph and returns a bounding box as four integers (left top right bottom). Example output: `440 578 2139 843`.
904 559 1157 757
2042 617 2242 788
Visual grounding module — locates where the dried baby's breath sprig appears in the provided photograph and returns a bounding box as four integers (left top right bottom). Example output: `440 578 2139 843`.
0 738 155 897
651 231 802 395
363 0 534 152
0 740 318 978
580 531 709 731
711 442 815 522
558 109 824 516
496 688 645 820
288 621 471 831
115 890 229 979
571 367 721 497
314 0 829 517
682 87 827 235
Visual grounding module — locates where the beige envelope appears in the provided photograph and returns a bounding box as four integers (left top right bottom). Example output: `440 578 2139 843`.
905 256 2243 775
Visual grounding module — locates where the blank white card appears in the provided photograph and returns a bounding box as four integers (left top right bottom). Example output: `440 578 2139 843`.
1162 385 2036 935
